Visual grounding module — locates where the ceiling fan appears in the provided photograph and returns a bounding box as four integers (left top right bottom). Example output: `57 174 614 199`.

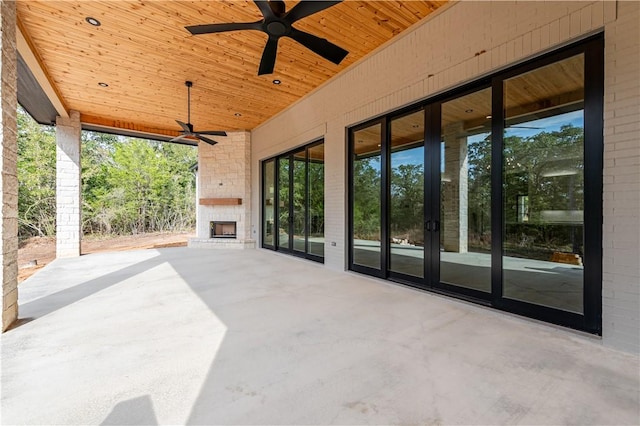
171 81 227 146
185 0 349 75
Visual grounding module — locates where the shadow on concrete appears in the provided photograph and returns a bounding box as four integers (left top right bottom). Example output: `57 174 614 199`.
100 395 158 426
19 256 164 320
13 247 637 424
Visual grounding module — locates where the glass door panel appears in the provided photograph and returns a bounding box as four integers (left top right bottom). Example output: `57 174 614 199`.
263 159 275 247
503 54 585 314
352 123 382 270
277 157 290 250
292 150 306 253
308 143 325 258
389 111 425 278
439 88 492 292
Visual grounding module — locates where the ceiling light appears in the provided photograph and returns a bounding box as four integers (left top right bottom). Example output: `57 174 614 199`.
486 115 492 119
465 109 473 113
98 82 109 87
85 17 101 26
234 113 242 117
412 124 421 128
272 79 281 85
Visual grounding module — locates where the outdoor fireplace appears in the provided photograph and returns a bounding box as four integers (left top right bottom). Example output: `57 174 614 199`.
210 221 237 239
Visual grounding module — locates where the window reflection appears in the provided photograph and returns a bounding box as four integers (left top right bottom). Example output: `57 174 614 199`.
440 87 492 292
503 54 585 314
352 124 382 269
263 160 275 246
389 110 425 277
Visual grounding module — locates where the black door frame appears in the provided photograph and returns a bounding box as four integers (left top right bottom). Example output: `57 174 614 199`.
347 34 603 334
261 139 325 263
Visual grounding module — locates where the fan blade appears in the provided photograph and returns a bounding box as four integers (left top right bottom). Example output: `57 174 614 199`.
285 1 341 23
197 135 219 146
196 130 228 136
175 120 192 134
258 36 279 75
186 21 263 35
170 134 190 143
289 28 348 65
254 0 277 19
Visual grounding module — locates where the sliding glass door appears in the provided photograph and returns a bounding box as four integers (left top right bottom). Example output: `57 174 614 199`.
389 111 425 280
348 36 602 334
262 140 325 263
351 122 383 274
438 88 492 296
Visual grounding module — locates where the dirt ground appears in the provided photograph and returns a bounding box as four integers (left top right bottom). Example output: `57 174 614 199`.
18 232 194 283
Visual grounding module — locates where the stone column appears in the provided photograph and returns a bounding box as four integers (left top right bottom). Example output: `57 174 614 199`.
189 131 254 249
56 110 81 258
1 0 18 331
442 122 468 253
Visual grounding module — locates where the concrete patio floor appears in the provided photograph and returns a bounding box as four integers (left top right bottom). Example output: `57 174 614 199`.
1 247 639 425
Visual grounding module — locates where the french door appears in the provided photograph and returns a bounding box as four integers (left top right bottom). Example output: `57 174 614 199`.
348 35 603 334
263 140 325 263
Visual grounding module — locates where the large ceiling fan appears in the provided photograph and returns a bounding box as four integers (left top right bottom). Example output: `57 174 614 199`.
185 0 349 75
171 81 227 146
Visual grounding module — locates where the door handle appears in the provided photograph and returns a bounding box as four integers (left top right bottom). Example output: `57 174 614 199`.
425 220 431 231
433 220 440 232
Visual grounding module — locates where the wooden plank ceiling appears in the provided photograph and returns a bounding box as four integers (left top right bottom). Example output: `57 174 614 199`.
16 0 448 138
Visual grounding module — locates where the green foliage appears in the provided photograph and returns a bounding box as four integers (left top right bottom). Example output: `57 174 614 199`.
17 107 56 238
353 157 381 240
82 137 197 235
17 108 197 239
390 163 424 243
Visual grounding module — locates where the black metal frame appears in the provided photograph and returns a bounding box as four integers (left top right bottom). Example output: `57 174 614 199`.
261 139 325 264
261 158 276 249
347 34 604 334
348 119 385 278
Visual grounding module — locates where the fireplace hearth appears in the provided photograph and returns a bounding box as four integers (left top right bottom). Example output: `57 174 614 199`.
210 221 237 239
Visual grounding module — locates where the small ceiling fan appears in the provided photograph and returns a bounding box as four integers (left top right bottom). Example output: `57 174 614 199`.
185 0 349 75
171 81 226 146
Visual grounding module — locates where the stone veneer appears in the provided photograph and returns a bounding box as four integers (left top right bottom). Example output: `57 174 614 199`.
189 131 255 249
1 0 18 332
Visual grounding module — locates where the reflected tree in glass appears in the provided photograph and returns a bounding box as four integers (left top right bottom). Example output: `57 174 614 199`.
308 143 325 258
352 124 382 269
263 159 275 246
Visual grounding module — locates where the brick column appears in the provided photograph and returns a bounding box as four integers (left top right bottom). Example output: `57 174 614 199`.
56 110 81 258
1 0 18 331
442 122 468 253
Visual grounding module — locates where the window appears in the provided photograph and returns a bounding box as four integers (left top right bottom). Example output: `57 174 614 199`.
262 140 325 262
347 35 603 333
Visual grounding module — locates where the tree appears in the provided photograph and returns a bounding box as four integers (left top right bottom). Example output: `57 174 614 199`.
17 107 56 238
17 106 197 239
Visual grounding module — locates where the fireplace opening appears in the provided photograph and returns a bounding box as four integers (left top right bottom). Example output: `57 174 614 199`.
210 221 237 239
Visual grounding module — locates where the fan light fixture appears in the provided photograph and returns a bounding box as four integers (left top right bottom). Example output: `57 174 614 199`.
170 81 227 146
85 17 101 26
185 1 348 75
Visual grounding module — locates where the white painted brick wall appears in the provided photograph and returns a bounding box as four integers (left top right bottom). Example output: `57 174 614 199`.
195 131 254 244
1 0 18 331
250 1 639 352
56 110 81 258
602 0 640 353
